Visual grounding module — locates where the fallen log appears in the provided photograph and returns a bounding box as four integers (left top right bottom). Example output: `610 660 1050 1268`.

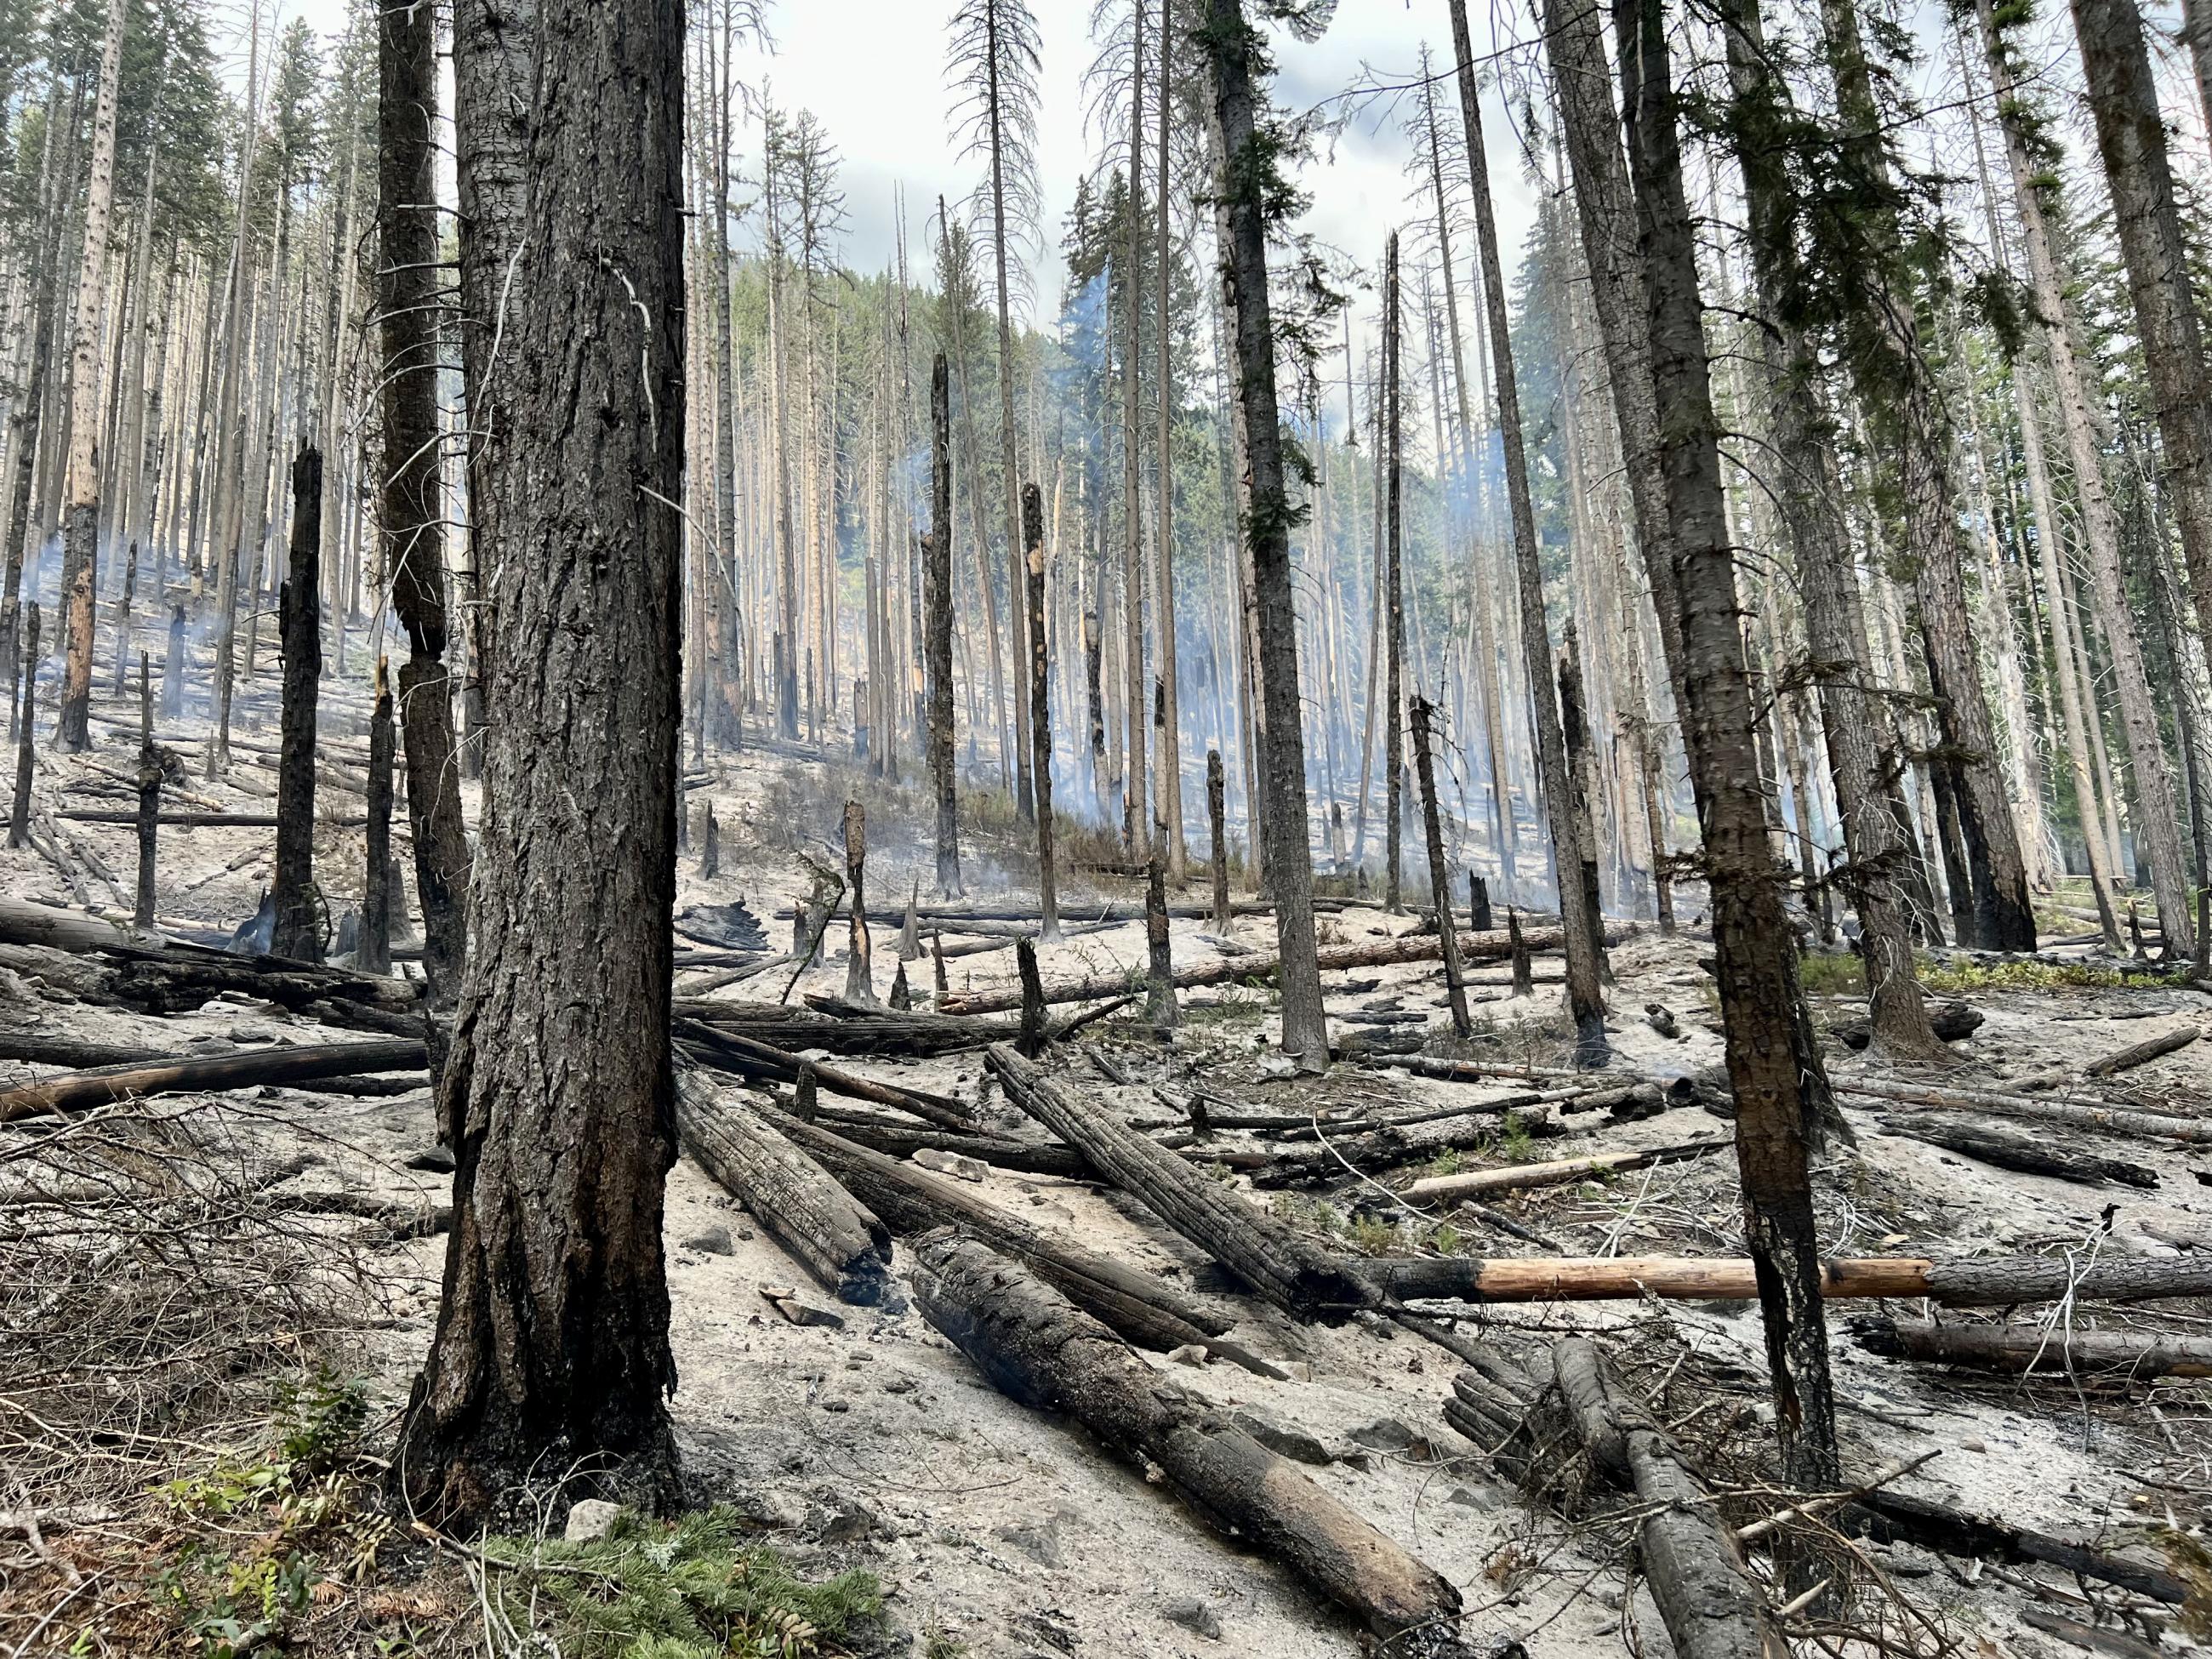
675 1022 972 1132
0 1037 428 1121
803 1108 1092 1179
0 1031 179 1069
1401 1138 1731 1201
1878 1115 2159 1188
1854 1490 2190 1605
1442 1339 1783 1659
938 924 1605 1015
57 809 369 828
761 1107 1286 1378
1836 1077 2212 1145
909 1231 1475 1655
1367 1252 2212 1306
1850 1315 2212 1378
988 1043 1377 1319
674 1072 892 1304
1830 999 1983 1051
2084 1023 2200 1076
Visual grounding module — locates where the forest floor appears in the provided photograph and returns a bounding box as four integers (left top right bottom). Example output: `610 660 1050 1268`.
3 707 2210 1657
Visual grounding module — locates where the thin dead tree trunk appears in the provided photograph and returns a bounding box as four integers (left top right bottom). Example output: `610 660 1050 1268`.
1382 233 1405 915
1200 0 1327 1069
927 353 962 896
379 0 470 1006
1976 0 2191 956
1447 0 1607 1064
1024 482 1058 938
1121 6 1149 858
271 449 322 962
1154 0 1184 877
1619 0 1841 1491
393 0 688 1526
55 0 128 751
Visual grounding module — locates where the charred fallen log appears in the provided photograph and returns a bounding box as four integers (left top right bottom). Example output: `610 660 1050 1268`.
1850 1315 2212 1378
0 1037 428 1121
909 1230 1477 1655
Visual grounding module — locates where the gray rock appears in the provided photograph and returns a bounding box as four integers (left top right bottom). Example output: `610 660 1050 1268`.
1161 1598 1222 1639
562 1498 623 1543
994 1519 1062 1567
405 1145 456 1174
681 1225 735 1256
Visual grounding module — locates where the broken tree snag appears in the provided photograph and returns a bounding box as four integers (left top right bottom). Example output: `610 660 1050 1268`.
134 653 157 929
1146 768 1177 1036
110 541 135 693
272 448 324 964
1023 483 1059 942
909 1231 1472 1652
0 1036 430 1121
672 1072 892 1304
2085 1023 2200 1076
925 353 961 898
938 922 1591 1014
987 1043 1376 1319
1402 1137 1731 1200
1015 936 1045 1058
1468 871 1492 933
1836 1077 2212 1144
843 800 875 1006
1411 696 1472 1037
899 881 921 961
1508 908 1532 997
1878 1115 2159 1188
160 604 185 718
1207 749 1229 932
361 664 396 975
9 604 37 848
931 929 949 996
1851 1316 2212 1378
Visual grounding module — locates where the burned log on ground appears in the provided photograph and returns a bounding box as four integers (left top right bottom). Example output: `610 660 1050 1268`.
673 1071 892 1304
2084 1023 2200 1076
767 1109 1280 1375
1830 999 1983 1050
1853 1490 2191 1605
0 1037 429 1121
1850 1315 2212 1377
1877 1115 2160 1188
1442 1338 1783 1659
988 1043 1377 1320
1402 1137 1731 1201
1836 1076 2212 1144
1364 1252 2212 1306
801 1108 1092 1179
938 924 1604 1015
675 1021 972 1131
909 1230 1476 1655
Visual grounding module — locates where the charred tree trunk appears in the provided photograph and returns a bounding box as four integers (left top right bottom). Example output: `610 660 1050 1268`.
1382 233 1405 915
379 0 471 1006
1618 0 1841 1491
362 664 394 976
1201 0 1328 1069
271 449 323 964
1447 0 1607 1063
134 654 157 928
393 0 687 1527
926 355 962 897
1023 483 1058 939
1411 695 1472 1037
1207 747 1230 930
9 606 37 848
844 800 875 1006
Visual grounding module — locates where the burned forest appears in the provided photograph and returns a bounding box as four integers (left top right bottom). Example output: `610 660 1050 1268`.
8 0 2212 1653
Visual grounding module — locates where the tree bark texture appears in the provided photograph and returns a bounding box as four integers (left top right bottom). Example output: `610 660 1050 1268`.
926 354 962 896
272 450 323 963
393 0 688 1526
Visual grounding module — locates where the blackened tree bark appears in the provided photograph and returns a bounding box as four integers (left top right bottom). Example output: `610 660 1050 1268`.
452 0 535 772
363 663 394 975
134 654 157 929
927 354 963 896
272 450 323 963
1446 0 1607 1063
379 0 471 1006
1200 0 1327 1069
1023 482 1058 938
1382 232 1405 915
392 0 687 1525
2071 0 2212 678
9 606 37 848
1715 0 1941 1055
1619 0 1840 1491
1411 696 1471 1037
1815 0 2035 951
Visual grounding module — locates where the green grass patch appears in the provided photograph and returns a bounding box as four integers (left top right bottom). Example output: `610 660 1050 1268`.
478 1508 882 1659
